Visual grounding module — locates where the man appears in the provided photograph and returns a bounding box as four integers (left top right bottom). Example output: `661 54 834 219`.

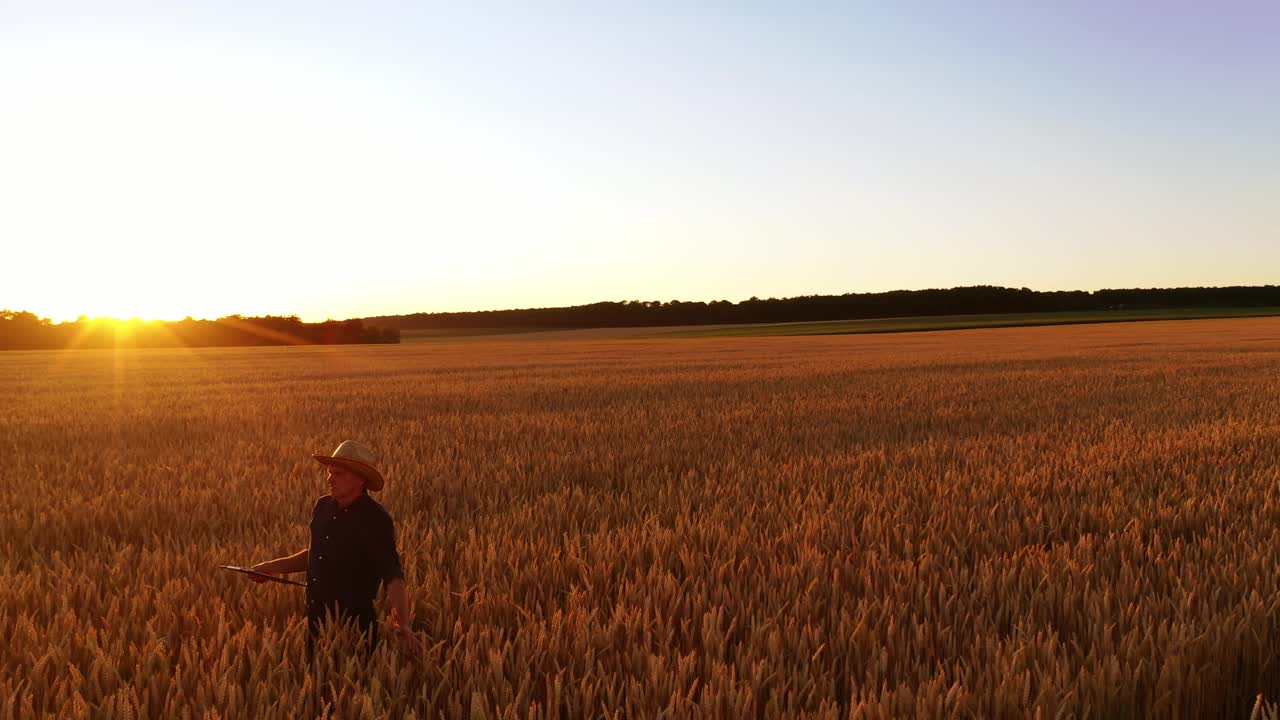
251 440 419 656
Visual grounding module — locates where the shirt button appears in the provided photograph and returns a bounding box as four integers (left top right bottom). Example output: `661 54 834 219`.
317 555 323 560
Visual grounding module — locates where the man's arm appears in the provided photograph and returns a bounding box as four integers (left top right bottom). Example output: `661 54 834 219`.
250 549 308 581
386 578 411 628
367 510 419 655
386 577 419 655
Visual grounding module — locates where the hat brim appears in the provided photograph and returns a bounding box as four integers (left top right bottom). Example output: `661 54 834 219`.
313 454 385 491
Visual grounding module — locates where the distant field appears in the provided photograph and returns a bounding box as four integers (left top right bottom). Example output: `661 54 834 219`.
6 317 1280 717
400 324 748 342
657 306 1280 338
395 308 1280 342
400 327 563 340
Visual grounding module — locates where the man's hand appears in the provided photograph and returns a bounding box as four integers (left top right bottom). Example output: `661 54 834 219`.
247 550 308 583
391 608 421 658
248 560 281 583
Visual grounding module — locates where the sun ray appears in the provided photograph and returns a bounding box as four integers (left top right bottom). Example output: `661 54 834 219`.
214 317 312 346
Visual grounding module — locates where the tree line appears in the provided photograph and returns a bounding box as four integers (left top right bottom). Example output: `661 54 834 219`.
0 312 400 351
7 285 1276 350
365 285 1280 330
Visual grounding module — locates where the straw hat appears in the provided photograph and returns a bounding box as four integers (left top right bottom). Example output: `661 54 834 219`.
312 440 385 491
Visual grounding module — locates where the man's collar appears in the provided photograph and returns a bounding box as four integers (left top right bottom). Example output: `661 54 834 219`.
333 491 368 510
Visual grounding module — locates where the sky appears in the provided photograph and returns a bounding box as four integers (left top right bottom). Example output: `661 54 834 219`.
2 1 1277 322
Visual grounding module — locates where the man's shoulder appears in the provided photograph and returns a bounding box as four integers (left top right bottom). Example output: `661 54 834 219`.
313 495 337 513
356 494 394 523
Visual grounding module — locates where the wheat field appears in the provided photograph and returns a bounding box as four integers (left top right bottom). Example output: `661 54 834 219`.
4 318 1280 718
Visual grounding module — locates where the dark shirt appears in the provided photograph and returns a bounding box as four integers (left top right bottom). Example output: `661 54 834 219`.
306 493 403 631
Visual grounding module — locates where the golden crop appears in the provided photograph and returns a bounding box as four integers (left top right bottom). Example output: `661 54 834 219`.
3 317 1280 718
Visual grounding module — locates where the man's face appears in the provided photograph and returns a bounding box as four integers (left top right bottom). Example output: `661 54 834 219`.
327 464 365 500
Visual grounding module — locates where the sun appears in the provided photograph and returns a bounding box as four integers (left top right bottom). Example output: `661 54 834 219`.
36 293 231 325
22 251 309 325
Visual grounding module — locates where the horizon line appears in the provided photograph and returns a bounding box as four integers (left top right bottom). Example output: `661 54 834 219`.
10 282 1278 325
